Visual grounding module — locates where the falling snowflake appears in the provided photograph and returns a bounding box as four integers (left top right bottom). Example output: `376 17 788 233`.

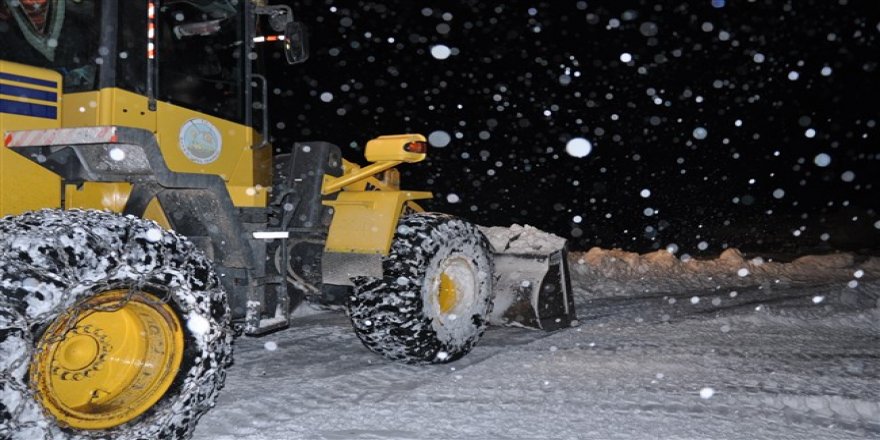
428 130 451 147
145 228 164 243
700 387 715 399
431 44 452 60
109 147 126 161
565 138 593 158
187 313 211 336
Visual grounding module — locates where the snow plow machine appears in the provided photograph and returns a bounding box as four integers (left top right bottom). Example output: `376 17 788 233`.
0 1 575 439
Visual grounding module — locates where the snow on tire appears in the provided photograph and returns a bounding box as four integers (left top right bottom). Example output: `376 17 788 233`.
348 213 493 364
0 209 232 440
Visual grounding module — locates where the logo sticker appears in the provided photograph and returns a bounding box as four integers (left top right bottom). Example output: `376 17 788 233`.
179 118 222 164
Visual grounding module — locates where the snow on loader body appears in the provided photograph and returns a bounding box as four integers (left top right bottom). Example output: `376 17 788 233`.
0 1 574 438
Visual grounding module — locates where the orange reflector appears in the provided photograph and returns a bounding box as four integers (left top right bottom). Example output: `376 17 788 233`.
404 141 428 154
253 35 286 43
147 2 156 59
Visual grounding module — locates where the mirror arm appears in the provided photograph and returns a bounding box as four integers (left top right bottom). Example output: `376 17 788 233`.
250 74 270 150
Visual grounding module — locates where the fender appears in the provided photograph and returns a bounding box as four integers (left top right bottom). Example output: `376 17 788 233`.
318 134 432 286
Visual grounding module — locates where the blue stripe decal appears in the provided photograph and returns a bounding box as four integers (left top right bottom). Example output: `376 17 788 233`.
0 99 57 119
0 84 57 102
0 72 58 89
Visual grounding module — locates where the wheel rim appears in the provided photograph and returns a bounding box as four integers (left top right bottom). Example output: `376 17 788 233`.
30 290 184 430
433 257 477 320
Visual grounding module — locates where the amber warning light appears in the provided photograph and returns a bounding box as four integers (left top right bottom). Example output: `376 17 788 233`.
404 141 428 154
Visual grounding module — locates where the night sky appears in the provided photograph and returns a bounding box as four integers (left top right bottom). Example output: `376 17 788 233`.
267 0 880 256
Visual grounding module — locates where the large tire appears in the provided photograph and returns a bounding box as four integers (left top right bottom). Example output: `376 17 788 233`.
348 213 493 364
0 209 232 440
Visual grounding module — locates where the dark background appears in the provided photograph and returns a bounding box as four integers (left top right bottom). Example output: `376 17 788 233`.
266 0 879 256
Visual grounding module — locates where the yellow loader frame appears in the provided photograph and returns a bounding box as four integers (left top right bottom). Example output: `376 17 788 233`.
1 59 431 334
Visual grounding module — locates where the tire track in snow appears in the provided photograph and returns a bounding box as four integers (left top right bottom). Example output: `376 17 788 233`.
194 281 880 440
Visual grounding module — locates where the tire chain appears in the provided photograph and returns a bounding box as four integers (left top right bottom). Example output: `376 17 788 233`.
0 209 233 440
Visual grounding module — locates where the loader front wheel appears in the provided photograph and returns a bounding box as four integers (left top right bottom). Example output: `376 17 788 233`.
0 209 232 440
348 213 493 364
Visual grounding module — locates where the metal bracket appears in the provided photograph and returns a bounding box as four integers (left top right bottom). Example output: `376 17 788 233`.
245 230 291 335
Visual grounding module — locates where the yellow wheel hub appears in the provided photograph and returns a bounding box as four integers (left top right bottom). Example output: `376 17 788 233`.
30 290 184 430
438 273 459 314
58 334 99 371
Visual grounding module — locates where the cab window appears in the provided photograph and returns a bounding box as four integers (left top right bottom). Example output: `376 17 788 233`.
157 0 245 123
0 0 101 92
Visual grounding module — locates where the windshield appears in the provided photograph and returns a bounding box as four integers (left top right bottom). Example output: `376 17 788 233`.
157 0 245 122
0 0 101 92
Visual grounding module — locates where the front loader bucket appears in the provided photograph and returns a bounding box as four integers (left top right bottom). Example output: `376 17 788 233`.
481 226 577 331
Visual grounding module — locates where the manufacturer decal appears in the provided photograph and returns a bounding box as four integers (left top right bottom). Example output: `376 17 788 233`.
179 118 222 164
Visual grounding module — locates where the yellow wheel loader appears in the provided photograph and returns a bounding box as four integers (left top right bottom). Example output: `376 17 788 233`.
0 1 576 438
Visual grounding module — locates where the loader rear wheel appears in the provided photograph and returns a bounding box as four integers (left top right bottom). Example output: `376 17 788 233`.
348 213 493 364
0 209 232 440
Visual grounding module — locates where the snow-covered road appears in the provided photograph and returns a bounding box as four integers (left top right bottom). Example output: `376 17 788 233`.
193 250 880 440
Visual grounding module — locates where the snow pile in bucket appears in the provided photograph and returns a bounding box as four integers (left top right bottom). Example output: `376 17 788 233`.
571 246 880 298
479 224 567 255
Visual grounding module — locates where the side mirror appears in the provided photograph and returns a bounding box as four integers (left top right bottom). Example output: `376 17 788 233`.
284 22 309 65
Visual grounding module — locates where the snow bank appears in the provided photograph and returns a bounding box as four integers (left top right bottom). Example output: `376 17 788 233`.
571 246 880 298
477 222 878 305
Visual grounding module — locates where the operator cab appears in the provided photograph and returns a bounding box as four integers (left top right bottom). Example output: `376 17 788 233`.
0 0 306 128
